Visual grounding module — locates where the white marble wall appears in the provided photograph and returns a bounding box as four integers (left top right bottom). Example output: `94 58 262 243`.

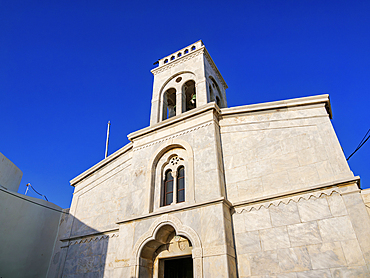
49 94 370 278
67 149 132 237
221 105 353 204
362 188 370 217
233 187 370 277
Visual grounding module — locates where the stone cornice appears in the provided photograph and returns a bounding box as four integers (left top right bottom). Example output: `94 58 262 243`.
221 94 332 119
116 197 232 225
128 102 221 142
132 121 213 152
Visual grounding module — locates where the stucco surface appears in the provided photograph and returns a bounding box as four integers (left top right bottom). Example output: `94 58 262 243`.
0 152 23 192
0 188 62 278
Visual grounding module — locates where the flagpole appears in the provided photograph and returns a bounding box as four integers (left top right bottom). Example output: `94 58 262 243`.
105 121 110 159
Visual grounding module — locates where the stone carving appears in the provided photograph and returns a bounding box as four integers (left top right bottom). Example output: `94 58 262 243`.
170 156 180 165
178 241 187 251
234 188 340 214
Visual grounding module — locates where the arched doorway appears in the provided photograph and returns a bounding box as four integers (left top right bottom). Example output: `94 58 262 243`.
138 225 193 278
131 215 203 278
152 226 193 278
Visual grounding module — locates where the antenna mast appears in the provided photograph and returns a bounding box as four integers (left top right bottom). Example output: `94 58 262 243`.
105 121 111 159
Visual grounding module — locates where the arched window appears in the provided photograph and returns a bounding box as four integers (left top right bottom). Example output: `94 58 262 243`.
164 170 174 206
160 155 186 207
177 166 185 203
149 144 195 213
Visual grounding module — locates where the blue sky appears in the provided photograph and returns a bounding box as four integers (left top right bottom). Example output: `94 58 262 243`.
1 1 369 208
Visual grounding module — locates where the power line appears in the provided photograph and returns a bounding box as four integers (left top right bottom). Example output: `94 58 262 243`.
0 186 67 214
25 183 48 201
347 128 370 161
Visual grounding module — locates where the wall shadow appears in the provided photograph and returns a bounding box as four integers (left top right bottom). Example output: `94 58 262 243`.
48 212 111 278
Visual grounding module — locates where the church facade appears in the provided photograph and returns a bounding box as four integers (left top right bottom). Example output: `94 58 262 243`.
48 41 370 277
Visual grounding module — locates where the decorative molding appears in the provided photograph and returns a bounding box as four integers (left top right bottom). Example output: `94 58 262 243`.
234 188 340 214
133 122 213 152
152 49 204 75
68 233 119 246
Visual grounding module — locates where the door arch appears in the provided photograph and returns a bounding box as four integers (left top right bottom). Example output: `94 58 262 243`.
131 215 203 277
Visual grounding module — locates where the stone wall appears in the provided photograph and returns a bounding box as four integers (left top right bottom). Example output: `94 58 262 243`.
114 202 235 277
220 100 353 204
69 145 132 237
232 182 370 277
362 188 370 217
49 95 370 277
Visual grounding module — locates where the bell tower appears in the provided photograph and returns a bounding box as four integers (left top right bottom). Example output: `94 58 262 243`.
149 40 228 125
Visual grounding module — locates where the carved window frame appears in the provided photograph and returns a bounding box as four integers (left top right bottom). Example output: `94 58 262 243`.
161 155 186 207
147 140 195 213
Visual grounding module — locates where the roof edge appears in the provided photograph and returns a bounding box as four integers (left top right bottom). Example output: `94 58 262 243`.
70 142 133 187
221 94 332 119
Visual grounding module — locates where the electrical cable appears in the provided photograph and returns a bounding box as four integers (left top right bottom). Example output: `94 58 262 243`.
0 186 67 213
28 183 49 201
347 128 370 161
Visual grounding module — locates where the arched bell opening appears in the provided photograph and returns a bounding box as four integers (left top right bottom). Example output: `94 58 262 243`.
209 84 215 102
183 80 196 112
216 96 221 107
209 76 224 108
138 224 194 278
162 88 177 120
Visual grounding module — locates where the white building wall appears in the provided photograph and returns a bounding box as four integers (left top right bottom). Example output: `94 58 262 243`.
0 188 63 278
0 152 23 192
